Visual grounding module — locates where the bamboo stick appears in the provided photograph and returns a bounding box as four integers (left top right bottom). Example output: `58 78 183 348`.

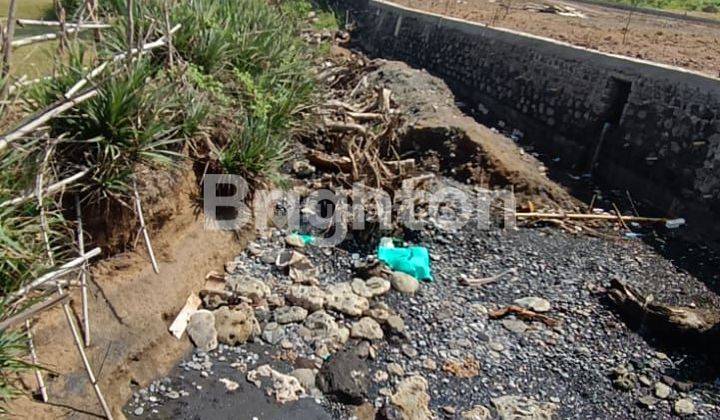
0 168 90 208
1 0 18 82
515 212 668 223
11 27 81 48
0 294 69 331
25 320 48 402
63 24 181 98
36 141 56 265
11 247 102 299
127 0 135 60
54 0 68 54
0 89 99 152
163 0 174 68
16 19 110 29
133 180 159 274
57 284 113 420
76 195 91 347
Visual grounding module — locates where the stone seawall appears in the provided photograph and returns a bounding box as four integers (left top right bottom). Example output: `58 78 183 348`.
342 0 720 244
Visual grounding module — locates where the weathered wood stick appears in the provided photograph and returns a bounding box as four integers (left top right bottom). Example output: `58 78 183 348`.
516 212 668 223
0 168 90 208
36 142 56 265
11 27 81 48
57 284 113 420
607 278 719 346
489 305 560 327
76 194 91 347
324 120 368 136
25 320 48 402
0 89 99 152
347 111 384 121
612 202 630 231
1 0 18 82
16 19 111 29
0 294 69 331
11 247 102 299
127 0 135 60
64 24 181 98
461 268 516 286
133 180 159 274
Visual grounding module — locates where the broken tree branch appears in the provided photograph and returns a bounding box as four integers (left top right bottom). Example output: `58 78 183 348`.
461 268 516 286
324 119 368 136
489 305 560 327
607 278 720 346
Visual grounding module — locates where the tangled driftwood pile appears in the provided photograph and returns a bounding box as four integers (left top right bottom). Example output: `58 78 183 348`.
310 47 412 191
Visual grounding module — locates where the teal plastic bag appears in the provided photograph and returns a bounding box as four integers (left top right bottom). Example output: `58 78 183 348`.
289 233 315 245
377 245 433 281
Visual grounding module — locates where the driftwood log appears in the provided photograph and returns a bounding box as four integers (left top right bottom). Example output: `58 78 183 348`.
607 278 720 347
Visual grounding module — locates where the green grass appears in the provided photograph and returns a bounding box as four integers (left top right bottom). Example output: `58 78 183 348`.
0 0 54 19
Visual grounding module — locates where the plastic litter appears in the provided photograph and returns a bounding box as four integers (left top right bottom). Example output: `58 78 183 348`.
665 218 685 229
289 233 315 245
377 237 432 281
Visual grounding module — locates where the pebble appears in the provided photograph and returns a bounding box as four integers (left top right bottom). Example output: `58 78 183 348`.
402 344 418 358
387 362 405 376
374 370 389 383
262 322 286 345
514 296 551 313
654 382 671 399
637 395 656 409
351 317 384 340
501 319 528 334
674 398 695 416
275 306 309 324
390 271 420 294
423 358 437 371
488 341 505 352
219 378 239 392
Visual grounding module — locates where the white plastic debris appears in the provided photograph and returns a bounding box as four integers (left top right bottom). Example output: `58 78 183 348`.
665 218 686 229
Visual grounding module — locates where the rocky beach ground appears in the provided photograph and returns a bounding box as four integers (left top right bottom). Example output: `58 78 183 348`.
122 39 720 420
123 174 720 419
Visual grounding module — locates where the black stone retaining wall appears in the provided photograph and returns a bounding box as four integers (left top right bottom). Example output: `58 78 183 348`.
341 0 720 244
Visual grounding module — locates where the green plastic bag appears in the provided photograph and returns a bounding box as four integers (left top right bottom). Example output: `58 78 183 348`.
377 244 433 281
289 233 315 245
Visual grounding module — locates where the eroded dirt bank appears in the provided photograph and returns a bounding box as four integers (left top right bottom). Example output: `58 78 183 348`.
9 167 243 419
